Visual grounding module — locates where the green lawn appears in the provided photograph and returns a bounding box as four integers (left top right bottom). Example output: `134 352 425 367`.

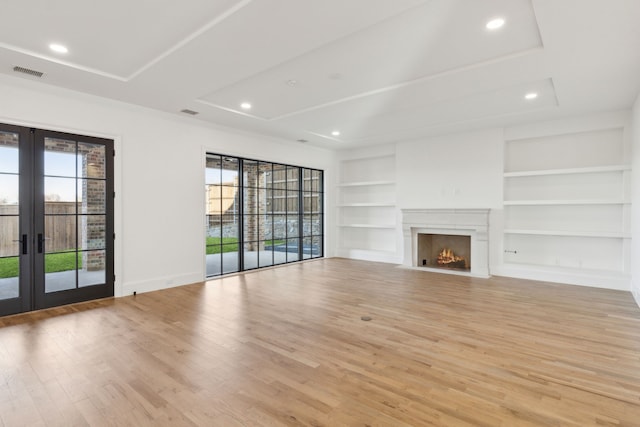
0 238 287 278
47 252 83 273
0 257 18 278
206 237 239 254
0 252 82 279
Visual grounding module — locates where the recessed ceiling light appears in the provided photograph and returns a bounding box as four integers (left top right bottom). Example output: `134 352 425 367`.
331 130 341 137
486 18 505 30
525 92 538 100
49 43 68 54
240 102 252 110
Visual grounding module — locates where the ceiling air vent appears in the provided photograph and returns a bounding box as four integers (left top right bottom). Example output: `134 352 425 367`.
13 66 44 78
180 109 199 116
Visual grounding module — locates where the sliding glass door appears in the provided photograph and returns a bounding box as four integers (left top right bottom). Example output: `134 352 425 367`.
206 153 323 277
302 168 323 260
205 155 240 276
0 124 114 316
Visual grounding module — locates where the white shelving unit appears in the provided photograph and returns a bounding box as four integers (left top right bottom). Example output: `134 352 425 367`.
501 127 631 289
504 199 629 206
336 151 399 263
337 180 395 187
503 165 630 177
504 229 631 238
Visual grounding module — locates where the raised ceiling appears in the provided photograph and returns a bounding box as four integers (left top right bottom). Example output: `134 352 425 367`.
1 0 639 149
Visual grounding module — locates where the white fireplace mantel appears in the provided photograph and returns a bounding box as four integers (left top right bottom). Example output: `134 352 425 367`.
401 209 490 277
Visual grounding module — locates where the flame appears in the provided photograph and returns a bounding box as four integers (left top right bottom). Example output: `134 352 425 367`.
437 248 465 265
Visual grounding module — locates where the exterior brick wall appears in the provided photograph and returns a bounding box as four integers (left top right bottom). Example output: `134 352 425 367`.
244 167 265 250
80 143 106 271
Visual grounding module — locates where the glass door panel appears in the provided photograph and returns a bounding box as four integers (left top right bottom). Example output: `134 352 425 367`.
43 138 79 293
40 134 111 301
205 154 222 276
77 142 108 289
205 155 239 276
35 130 113 310
0 131 21 304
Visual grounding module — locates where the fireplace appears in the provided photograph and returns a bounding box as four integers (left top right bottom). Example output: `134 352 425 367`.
401 209 490 277
418 234 471 271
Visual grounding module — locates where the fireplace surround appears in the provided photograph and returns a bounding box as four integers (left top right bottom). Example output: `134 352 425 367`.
401 209 490 277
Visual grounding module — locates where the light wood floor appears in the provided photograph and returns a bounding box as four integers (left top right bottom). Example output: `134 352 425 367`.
1 258 640 426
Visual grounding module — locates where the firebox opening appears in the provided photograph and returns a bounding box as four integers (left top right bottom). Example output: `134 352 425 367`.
417 233 471 272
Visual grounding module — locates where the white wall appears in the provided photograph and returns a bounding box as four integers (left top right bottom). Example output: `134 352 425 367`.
632 92 640 307
396 128 504 209
0 74 336 297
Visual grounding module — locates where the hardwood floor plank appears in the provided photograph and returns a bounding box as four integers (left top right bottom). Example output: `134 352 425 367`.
1 258 640 426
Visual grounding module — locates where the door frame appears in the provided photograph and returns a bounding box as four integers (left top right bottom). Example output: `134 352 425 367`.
0 123 115 316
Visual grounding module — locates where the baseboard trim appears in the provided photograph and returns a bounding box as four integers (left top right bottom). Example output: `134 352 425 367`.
632 280 640 308
335 248 402 264
120 272 203 296
493 264 630 291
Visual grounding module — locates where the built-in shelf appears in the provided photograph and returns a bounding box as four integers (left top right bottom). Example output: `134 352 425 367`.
336 151 398 262
502 125 630 289
337 180 395 187
337 202 396 207
504 199 629 206
338 224 396 229
498 262 630 290
504 229 631 238
502 262 629 276
503 164 631 178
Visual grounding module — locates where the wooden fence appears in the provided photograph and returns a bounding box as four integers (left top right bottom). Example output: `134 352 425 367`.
0 202 76 255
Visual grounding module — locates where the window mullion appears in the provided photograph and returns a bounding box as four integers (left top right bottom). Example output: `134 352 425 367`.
238 158 244 272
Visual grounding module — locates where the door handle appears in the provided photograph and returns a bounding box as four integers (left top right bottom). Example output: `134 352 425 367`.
12 235 28 255
37 234 49 253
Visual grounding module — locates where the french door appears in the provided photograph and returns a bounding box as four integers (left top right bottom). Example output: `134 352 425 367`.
0 123 114 316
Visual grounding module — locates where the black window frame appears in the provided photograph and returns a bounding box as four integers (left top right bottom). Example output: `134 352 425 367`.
205 153 323 277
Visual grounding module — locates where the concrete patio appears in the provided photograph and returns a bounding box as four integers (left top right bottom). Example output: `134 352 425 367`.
0 269 105 300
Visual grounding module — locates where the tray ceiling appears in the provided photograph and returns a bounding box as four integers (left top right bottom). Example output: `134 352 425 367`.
1 0 639 149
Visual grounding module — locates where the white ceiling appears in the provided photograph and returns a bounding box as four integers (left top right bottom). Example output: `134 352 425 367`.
1 0 639 149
